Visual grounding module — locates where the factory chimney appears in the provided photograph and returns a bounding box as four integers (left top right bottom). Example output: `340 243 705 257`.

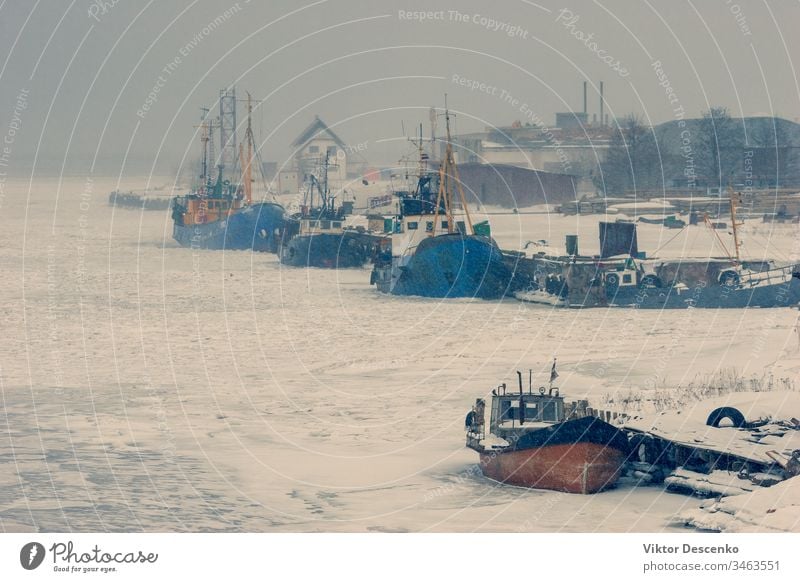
583 81 587 116
599 81 604 127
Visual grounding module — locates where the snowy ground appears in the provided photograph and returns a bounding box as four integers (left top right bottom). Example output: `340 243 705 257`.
0 176 798 532
679 476 800 532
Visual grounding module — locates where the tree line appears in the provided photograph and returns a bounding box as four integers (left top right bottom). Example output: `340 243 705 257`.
595 107 800 195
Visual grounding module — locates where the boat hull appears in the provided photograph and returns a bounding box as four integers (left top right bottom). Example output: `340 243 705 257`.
479 417 629 494
280 232 372 268
604 276 800 309
388 234 513 299
172 202 285 252
519 262 800 309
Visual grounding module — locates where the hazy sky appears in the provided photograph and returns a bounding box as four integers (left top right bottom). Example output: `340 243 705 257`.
1 0 798 176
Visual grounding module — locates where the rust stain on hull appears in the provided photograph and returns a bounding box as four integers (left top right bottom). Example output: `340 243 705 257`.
480 442 625 494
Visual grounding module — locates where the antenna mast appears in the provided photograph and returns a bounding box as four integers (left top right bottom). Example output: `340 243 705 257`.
218 86 237 175
416 124 428 177
200 107 210 187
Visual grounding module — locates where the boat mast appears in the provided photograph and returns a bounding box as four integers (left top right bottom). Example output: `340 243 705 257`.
728 185 742 266
703 211 734 261
433 96 474 236
321 152 330 214
238 92 255 205
198 107 211 195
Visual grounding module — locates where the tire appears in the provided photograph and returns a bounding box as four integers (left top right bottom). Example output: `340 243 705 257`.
640 274 662 288
706 406 746 428
605 273 620 288
719 270 740 288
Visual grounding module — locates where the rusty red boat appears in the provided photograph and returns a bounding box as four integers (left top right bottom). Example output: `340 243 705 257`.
465 367 630 494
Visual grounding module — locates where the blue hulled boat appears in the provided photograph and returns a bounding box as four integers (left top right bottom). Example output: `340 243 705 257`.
172 190 285 251
279 153 381 268
370 106 513 299
171 93 285 252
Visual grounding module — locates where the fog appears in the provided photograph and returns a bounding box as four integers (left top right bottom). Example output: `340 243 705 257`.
0 0 798 176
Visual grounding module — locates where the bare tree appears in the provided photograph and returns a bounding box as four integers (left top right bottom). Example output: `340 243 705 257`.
596 114 661 195
696 106 742 189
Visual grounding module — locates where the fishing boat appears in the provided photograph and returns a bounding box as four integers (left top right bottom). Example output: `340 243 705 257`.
171 93 285 252
279 154 379 268
515 194 800 309
465 362 629 494
370 105 514 299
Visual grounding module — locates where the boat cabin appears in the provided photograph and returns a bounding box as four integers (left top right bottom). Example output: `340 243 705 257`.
171 177 244 228
465 379 590 451
298 215 346 236
489 389 566 436
172 194 243 227
387 186 468 260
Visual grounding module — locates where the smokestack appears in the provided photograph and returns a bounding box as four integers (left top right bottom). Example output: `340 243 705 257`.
599 81 604 127
565 234 579 256
583 81 587 115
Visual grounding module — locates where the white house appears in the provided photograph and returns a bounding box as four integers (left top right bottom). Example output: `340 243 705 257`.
291 116 348 191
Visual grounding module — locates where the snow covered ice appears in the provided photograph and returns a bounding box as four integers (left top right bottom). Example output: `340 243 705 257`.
1 177 799 532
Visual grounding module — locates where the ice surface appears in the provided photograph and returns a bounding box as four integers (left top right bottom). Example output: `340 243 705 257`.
0 177 798 532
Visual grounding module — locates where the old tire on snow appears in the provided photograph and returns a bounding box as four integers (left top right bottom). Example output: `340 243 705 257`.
706 406 746 428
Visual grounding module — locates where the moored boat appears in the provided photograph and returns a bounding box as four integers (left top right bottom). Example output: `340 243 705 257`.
515 210 800 309
171 92 285 252
279 154 382 268
465 364 629 494
370 104 514 298
109 190 172 210
280 225 376 269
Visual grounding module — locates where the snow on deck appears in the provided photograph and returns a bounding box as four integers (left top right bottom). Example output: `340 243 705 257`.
624 392 800 464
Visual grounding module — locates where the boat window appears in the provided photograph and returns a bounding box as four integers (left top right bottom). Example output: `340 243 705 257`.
541 401 558 421
525 402 539 420
426 221 434 232
320 221 331 230
408 222 418 230
441 221 448 229
623 274 632 284
332 221 342 229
